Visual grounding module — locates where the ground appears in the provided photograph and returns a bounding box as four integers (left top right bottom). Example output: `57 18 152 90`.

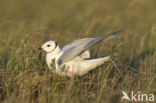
0 0 155 103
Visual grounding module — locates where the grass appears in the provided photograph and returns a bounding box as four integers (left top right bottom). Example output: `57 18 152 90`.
0 0 156 103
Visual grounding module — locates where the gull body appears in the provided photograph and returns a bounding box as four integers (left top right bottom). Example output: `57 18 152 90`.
40 31 121 77
45 45 109 77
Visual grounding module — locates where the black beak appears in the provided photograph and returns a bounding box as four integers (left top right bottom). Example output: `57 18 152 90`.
38 47 42 51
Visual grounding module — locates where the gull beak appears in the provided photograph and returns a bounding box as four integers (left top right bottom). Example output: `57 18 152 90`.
38 47 42 51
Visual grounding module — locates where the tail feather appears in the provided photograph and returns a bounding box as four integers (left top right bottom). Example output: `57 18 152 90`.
81 56 110 74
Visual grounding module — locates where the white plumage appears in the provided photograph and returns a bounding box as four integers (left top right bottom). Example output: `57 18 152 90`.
39 31 121 77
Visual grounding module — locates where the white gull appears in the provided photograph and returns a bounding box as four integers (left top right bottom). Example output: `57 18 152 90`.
39 31 121 77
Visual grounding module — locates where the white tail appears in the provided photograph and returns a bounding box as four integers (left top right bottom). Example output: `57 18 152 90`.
81 56 110 75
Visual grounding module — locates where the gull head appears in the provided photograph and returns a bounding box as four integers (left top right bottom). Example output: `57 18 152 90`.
39 40 57 53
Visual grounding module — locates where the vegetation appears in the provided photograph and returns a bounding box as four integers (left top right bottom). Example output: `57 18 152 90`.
0 0 155 103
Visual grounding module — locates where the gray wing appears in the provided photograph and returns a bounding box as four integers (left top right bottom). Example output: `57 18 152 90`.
79 50 90 59
57 30 122 65
62 38 93 51
62 38 92 59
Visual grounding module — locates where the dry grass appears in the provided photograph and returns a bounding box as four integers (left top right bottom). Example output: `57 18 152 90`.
0 0 155 103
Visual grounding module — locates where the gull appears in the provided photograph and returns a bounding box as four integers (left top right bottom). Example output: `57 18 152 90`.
39 31 121 77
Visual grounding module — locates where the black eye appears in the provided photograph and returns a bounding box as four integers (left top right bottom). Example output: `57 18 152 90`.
47 45 51 47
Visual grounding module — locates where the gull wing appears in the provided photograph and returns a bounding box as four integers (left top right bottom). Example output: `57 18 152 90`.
79 50 90 59
62 38 93 51
57 30 122 65
62 38 92 59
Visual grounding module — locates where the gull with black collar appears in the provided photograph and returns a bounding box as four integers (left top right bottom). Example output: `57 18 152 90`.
39 30 121 77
